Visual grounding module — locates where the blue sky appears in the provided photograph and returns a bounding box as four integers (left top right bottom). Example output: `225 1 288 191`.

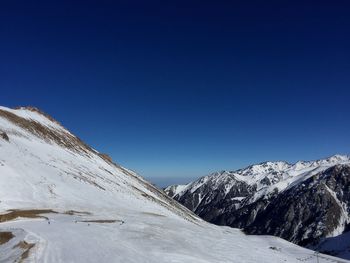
1 1 350 186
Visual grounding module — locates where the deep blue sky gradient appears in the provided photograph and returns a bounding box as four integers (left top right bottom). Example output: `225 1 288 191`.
1 1 350 186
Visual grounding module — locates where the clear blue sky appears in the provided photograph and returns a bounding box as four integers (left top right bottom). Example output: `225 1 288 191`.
1 1 350 186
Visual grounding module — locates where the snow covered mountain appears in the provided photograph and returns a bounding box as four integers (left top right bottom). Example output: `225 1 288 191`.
165 155 350 259
0 106 347 263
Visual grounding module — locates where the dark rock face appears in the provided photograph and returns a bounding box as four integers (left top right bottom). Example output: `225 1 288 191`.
244 166 350 246
163 186 178 198
168 162 350 250
1 132 9 141
175 175 254 223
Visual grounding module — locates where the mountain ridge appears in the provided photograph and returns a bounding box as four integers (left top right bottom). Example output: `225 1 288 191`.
166 154 350 197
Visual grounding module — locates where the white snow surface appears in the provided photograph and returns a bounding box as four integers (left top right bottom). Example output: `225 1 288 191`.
163 184 187 198
0 106 347 263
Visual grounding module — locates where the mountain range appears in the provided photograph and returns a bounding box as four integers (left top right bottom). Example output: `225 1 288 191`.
165 154 350 260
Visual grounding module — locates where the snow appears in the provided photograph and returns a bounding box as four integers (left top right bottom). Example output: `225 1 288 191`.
324 185 350 237
231 197 246 201
0 106 348 262
2 214 347 263
0 106 67 133
164 184 188 197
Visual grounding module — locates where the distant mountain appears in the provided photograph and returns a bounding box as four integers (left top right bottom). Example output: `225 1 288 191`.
1 106 342 262
165 155 350 259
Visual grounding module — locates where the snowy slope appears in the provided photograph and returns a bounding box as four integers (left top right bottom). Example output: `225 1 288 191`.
164 184 187 198
0 106 346 263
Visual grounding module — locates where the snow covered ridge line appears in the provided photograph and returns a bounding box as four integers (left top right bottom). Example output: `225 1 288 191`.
0 106 118 161
0 107 93 155
165 154 350 198
165 156 350 260
0 106 68 134
14 106 63 127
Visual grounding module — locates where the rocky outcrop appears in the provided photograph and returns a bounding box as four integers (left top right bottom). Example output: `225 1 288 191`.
0 131 9 141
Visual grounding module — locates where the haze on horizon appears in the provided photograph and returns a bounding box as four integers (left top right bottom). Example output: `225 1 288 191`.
1 1 350 187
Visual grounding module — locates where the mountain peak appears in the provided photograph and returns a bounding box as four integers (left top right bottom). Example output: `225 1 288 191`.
324 154 350 162
236 160 291 175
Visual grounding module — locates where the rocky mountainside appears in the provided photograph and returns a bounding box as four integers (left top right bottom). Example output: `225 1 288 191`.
1 105 343 262
165 155 350 259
